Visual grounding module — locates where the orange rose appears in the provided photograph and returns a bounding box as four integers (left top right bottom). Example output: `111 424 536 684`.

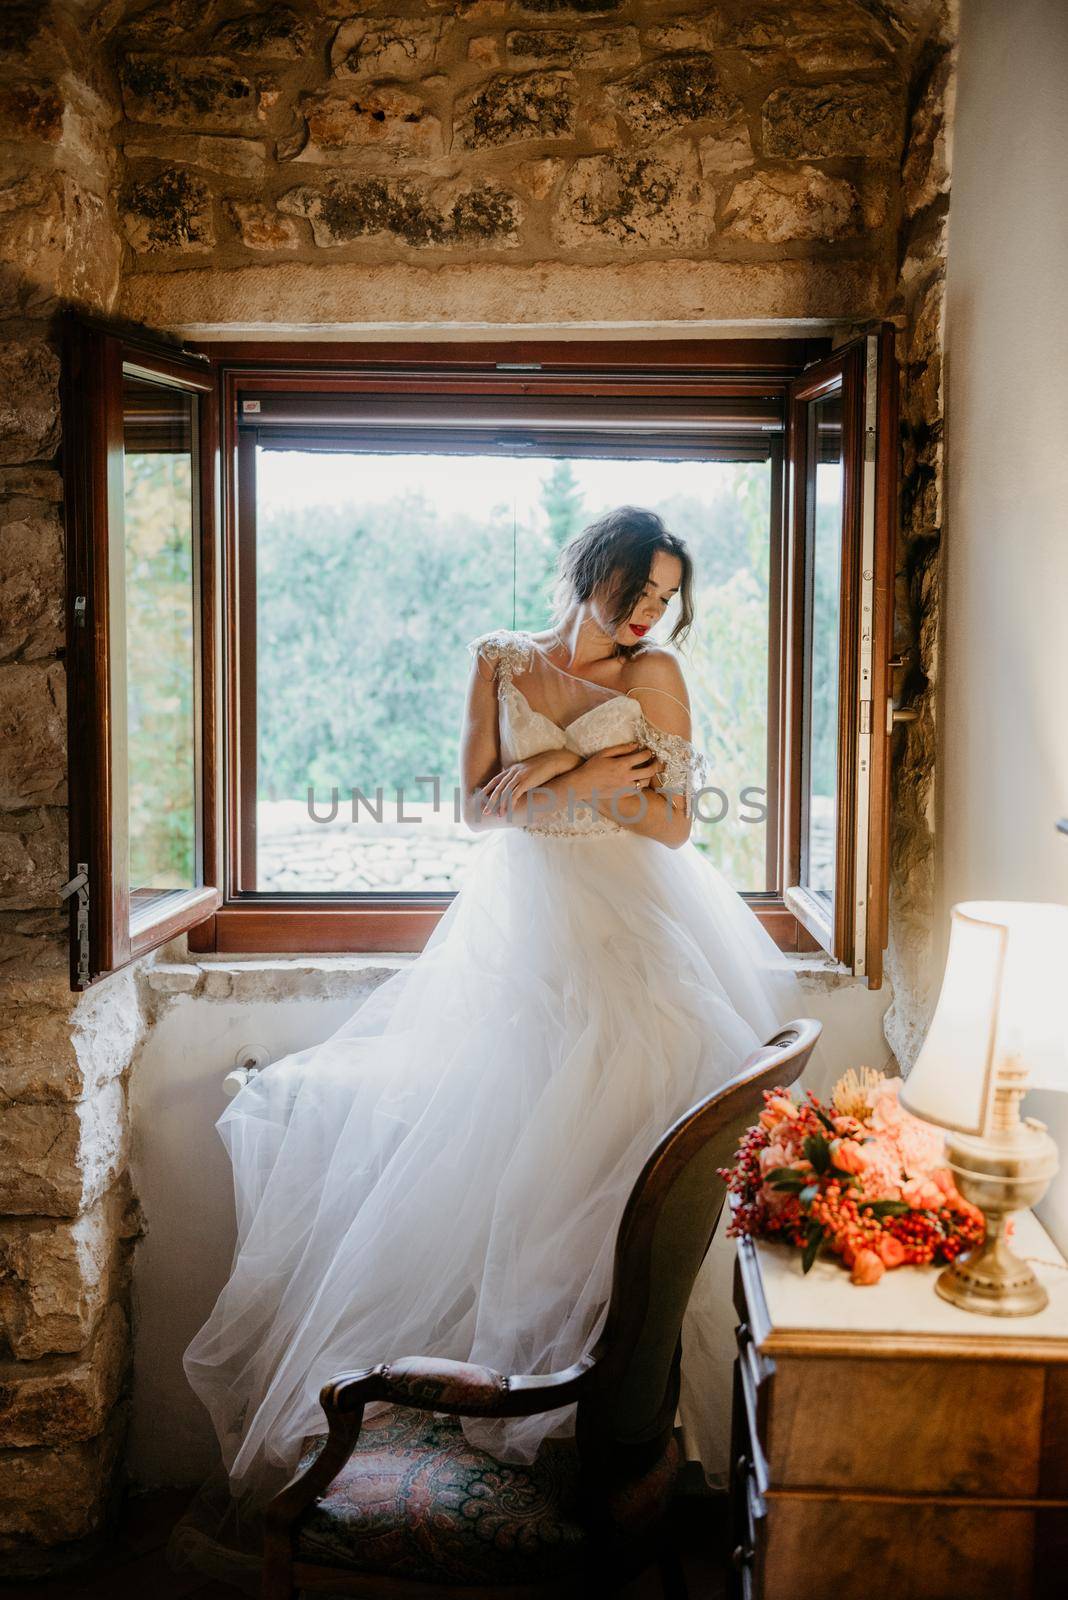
759 1095 799 1131
831 1139 868 1176
850 1248 885 1285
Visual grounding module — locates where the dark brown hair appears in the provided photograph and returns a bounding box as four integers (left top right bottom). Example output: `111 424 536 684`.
550 506 695 658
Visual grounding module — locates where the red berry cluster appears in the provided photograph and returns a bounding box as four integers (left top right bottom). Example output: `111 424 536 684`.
720 1086 986 1279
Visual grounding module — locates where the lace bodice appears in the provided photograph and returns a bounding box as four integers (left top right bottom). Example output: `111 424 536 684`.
467 628 708 838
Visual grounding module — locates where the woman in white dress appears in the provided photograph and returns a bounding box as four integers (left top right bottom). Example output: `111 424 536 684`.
172 506 822 1581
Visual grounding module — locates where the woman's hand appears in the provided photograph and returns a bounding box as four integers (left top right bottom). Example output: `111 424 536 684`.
568 742 663 805
480 747 581 817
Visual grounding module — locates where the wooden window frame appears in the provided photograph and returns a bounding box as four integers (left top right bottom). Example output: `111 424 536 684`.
781 328 898 985
62 316 221 987
63 329 897 985
186 337 843 963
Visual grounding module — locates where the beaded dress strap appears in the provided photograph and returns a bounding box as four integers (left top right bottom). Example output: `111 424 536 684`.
465 629 534 688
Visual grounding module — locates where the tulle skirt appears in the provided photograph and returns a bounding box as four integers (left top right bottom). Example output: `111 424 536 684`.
173 824 824 1581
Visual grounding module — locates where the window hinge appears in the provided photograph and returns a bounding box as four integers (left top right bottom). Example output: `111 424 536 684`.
60 864 90 988
73 595 87 628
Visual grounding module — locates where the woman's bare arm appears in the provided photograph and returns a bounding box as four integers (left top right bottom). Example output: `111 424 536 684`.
585 650 695 849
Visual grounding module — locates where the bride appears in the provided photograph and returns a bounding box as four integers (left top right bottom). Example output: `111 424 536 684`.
173 505 823 1577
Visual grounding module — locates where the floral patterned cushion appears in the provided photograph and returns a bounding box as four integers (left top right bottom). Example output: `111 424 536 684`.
295 1405 679 1587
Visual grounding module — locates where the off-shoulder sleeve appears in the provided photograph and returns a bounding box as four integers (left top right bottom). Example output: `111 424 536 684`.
466 629 532 687
632 711 710 819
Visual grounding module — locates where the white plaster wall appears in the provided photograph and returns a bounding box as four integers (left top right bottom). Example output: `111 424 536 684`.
126 963 889 1489
941 0 1068 1248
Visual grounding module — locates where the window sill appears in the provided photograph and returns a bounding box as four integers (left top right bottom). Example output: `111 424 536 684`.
146 947 864 1004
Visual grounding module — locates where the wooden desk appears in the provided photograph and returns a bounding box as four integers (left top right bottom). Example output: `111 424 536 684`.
729 1210 1068 1599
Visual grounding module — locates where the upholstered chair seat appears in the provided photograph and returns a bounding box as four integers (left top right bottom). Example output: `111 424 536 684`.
294 1401 679 1588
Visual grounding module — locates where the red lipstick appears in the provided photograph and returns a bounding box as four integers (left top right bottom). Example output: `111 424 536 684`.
630 623 649 636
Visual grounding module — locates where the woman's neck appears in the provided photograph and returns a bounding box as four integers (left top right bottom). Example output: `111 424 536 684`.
547 608 618 670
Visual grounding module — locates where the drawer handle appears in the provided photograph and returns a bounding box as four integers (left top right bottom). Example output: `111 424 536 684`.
731 1544 754 1571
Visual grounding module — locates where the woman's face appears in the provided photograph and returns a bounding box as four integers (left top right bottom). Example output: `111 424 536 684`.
595 549 683 645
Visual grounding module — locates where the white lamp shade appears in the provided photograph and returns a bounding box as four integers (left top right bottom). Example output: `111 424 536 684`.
900 901 1068 1136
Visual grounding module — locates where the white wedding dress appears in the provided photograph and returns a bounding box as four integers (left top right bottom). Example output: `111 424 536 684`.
177 628 825 1567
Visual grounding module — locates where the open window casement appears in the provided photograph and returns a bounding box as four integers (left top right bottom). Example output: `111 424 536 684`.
61 325 896 974
62 317 221 987
781 326 898 985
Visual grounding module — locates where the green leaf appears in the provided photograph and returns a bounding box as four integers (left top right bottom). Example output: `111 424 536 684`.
801 1225 823 1274
813 1105 838 1135
862 1200 910 1218
765 1168 805 1190
803 1134 831 1175
799 1183 820 1205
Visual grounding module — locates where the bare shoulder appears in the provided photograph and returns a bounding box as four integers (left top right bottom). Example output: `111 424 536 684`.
621 645 690 703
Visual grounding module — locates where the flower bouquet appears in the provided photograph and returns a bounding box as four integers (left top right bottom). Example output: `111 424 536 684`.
721 1068 985 1285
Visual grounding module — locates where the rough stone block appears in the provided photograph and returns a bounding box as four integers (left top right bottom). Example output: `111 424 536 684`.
722 166 884 245
119 54 265 133
785 37 889 74
514 156 566 200
506 26 639 68
0 506 63 662
518 0 625 12
0 662 65 809
0 174 120 317
0 1303 127 1449
908 273 945 370
609 53 741 135
0 468 62 505
0 1180 140 1362
761 83 903 160
0 809 66 914
122 134 268 178
552 148 714 251
227 200 302 250
456 70 576 149
212 6 312 58
119 0 203 46
697 122 753 176
294 88 443 163
0 1078 127 1217
0 82 64 142
902 51 953 218
640 19 715 54
0 964 144 1104
331 16 444 78
122 169 215 254
0 913 68 1014
0 341 59 466
0 1401 126 1555
278 176 522 250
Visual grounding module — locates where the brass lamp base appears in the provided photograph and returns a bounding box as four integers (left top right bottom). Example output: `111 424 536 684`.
937 1122 1059 1317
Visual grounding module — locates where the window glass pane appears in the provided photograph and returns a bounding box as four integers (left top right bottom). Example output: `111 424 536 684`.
803 392 843 899
122 374 197 918
251 450 773 896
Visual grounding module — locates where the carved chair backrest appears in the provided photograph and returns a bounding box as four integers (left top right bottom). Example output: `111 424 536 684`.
575 1019 821 1479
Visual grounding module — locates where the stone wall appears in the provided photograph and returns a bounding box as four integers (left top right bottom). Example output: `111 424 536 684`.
882 4 955 1064
0 0 146 1576
112 0 933 330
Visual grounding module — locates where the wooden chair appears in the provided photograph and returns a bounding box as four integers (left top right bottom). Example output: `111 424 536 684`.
260 1019 821 1600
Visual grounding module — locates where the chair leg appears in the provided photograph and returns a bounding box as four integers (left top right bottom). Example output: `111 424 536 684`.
656 1539 689 1600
